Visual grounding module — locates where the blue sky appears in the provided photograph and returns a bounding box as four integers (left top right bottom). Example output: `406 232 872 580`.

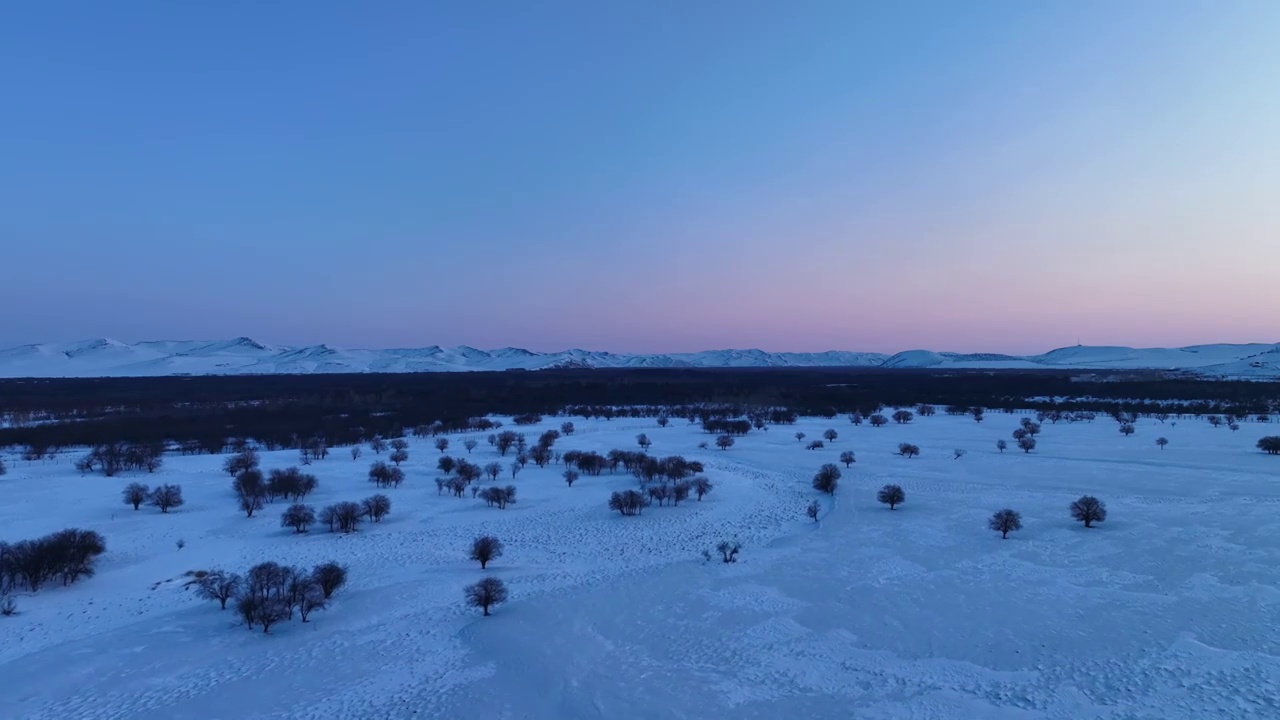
2 1 1277 353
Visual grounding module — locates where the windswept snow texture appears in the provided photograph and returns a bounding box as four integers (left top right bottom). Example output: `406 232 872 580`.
2 338 1280 378
3 415 1279 719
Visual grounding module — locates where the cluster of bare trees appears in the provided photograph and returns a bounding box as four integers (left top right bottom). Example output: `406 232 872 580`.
297 436 329 465
435 457 486 497
1258 436 1280 455
943 405 986 422
897 443 920 458
368 461 406 488
479 486 517 509
609 489 648 516
75 441 164 476
313 495 391 533
603 452 713 511
1 528 106 594
196 561 347 633
493 430 527 457
701 419 752 436
512 413 542 426
232 464 317 518
121 482 185 513
563 450 607 475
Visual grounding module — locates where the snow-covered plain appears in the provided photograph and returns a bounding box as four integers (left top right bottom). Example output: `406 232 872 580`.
3 413 1279 719
3 337 1280 378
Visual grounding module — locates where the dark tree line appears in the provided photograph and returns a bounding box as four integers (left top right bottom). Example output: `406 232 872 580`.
8 367 1272 454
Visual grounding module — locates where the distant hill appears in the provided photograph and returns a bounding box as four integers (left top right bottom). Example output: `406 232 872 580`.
0 338 1277 378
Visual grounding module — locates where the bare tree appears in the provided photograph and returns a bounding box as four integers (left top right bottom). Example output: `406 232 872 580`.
560 422 575 435
469 535 504 569
1207 415 1223 428
351 446 362 461
1017 437 1037 453
122 482 150 510
869 414 889 427
996 439 1007 453
637 433 653 451
563 469 579 487
484 462 502 481
657 416 670 428
297 582 327 622
812 463 840 494
1119 423 1135 437
877 484 905 510
281 504 316 533
368 458 391 486
691 476 713 500
917 404 936 417
150 484 184 513
438 456 456 474
892 410 914 424
795 431 806 443
312 562 347 598
511 461 522 479
1156 437 1169 450
953 449 967 460
362 494 392 522
390 448 409 466
370 436 388 455
465 577 509 616
989 508 1022 538
197 570 242 609
897 443 920 458
1070 495 1107 528
715 541 741 563
435 438 450 453
806 500 820 522
1257 436 1280 454
223 448 259 477
716 435 735 451
823 428 838 443
464 439 479 454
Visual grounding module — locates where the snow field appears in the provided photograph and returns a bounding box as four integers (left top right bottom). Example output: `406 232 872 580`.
2 413 1278 719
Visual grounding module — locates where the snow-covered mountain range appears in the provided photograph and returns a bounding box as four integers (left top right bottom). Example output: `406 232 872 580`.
1 338 1278 378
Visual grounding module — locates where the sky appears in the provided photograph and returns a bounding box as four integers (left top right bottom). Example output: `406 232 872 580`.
1 1 1278 354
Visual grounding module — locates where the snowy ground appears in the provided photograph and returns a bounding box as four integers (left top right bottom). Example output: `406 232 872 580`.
2 413 1278 719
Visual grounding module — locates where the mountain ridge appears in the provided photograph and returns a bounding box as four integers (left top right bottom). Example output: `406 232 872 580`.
0 338 1277 378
